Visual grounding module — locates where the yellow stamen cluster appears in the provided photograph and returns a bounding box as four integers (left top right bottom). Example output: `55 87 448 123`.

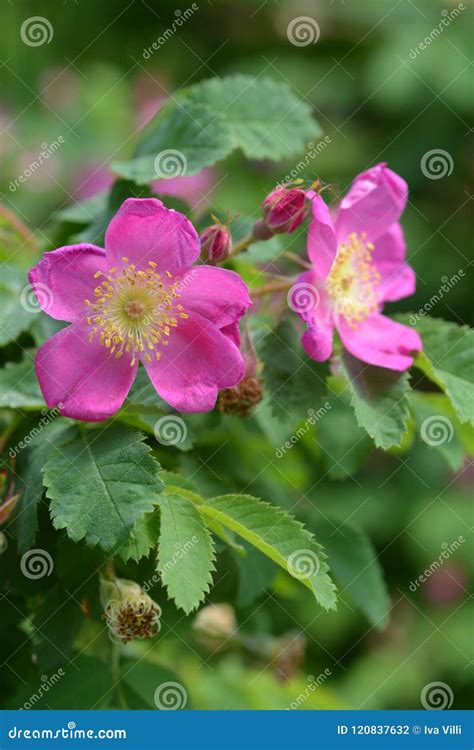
326 232 381 327
84 257 189 366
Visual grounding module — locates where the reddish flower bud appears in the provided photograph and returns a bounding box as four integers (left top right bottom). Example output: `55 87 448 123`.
200 224 232 262
262 186 308 234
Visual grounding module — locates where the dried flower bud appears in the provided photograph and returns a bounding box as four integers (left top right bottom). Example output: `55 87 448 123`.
200 223 232 262
193 603 237 649
101 577 161 644
218 377 263 417
262 186 308 234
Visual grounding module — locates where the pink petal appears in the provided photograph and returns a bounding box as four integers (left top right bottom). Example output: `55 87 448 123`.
337 314 422 371
28 245 106 322
35 322 137 421
335 163 408 244
302 326 333 362
178 265 252 328
307 195 338 281
143 313 244 412
373 225 416 302
105 198 200 274
291 270 334 361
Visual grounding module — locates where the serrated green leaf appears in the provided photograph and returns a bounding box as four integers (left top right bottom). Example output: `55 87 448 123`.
0 356 44 409
113 75 320 183
315 518 391 628
13 420 74 553
339 350 410 450
116 508 160 563
410 316 474 426
258 320 328 423
157 492 215 614
44 426 163 550
198 494 337 610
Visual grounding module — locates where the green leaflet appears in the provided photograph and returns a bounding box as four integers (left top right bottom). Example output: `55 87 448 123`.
113 75 320 183
339 350 411 450
197 494 337 611
315 518 391 629
44 426 163 550
157 491 215 614
410 316 474 426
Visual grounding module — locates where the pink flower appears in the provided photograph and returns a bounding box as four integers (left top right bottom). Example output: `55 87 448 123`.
291 164 422 371
29 198 252 421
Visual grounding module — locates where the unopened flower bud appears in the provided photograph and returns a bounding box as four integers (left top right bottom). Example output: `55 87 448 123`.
217 327 263 417
100 576 161 644
193 603 237 649
262 185 308 234
200 223 232 262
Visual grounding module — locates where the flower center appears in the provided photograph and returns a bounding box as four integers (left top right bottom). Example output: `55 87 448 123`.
325 232 381 326
85 257 189 366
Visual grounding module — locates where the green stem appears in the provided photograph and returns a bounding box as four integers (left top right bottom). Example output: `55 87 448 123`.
227 232 255 259
251 278 295 299
111 643 128 709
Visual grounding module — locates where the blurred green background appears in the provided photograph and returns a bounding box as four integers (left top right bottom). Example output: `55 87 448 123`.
0 0 472 710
